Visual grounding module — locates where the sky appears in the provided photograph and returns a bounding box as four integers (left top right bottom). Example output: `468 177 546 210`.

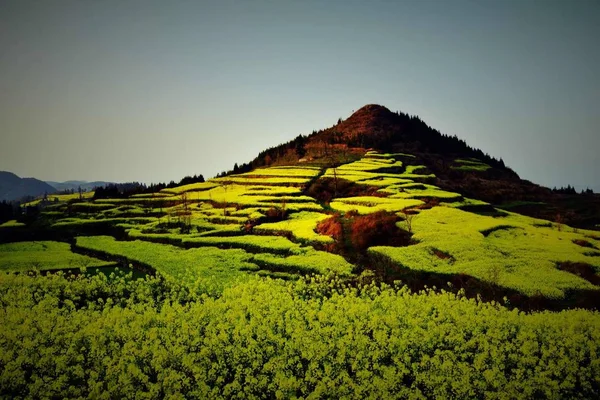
0 0 598 191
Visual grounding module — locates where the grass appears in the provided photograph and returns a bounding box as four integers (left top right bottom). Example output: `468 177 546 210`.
330 196 424 214
452 158 491 172
52 217 154 228
183 235 305 255
70 202 117 211
76 236 257 290
213 176 312 185
253 250 353 275
184 184 319 210
94 196 180 204
497 201 547 209
444 197 491 208
0 220 25 228
0 241 111 272
75 235 352 291
130 192 174 198
160 181 220 195
370 206 600 298
22 191 95 207
13 151 599 305
382 183 463 201
238 167 322 178
254 211 334 243
354 177 414 187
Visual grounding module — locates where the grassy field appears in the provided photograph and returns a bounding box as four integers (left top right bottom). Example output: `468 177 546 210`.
76 236 257 292
0 220 25 228
451 158 492 172
254 211 334 243
23 191 95 207
370 206 600 298
4 151 599 304
0 241 111 272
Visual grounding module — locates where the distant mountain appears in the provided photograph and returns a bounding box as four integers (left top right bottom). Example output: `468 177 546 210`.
46 180 115 192
0 171 57 202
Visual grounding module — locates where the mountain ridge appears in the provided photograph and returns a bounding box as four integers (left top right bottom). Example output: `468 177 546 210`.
0 171 57 202
46 180 116 193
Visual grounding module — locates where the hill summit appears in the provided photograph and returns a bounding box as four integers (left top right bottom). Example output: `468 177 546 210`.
332 104 398 140
225 104 600 229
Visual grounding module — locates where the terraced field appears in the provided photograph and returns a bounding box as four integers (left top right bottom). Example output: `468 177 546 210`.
0 241 111 272
6 152 600 304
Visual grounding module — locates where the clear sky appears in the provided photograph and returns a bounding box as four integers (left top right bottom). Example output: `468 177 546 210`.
1 0 598 191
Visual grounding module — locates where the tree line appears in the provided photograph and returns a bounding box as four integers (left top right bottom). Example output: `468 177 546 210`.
93 174 205 199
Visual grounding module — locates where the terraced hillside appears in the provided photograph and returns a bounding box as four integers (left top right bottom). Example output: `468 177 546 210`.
7 151 599 309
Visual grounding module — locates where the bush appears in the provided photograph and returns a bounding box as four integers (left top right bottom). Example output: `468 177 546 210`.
350 211 410 250
315 215 343 241
264 206 287 222
306 178 386 204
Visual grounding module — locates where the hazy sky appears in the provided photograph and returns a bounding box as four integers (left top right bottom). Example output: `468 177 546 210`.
1 0 598 191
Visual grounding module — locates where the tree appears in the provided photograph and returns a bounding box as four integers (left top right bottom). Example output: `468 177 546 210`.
401 208 415 234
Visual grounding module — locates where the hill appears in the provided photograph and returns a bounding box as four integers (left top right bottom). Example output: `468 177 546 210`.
228 104 599 229
3 148 599 310
1 105 600 398
0 171 57 202
46 180 116 192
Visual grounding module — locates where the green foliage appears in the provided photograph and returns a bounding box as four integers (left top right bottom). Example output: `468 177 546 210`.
253 249 353 275
330 196 423 214
70 202 116 211
1 272 599 399
370 207 600 298
52 217 154 228
254 211 334 243
0 220 25 228
183 235 305 255
214 176 312 185
75 236 257 292
160 181 220 195
22 191 95 207
0 241 111 272
452 158 492 172
238 166 322 178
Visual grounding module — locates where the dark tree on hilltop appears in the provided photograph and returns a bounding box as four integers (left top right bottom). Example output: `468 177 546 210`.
93 183 148 199
178 174 205 186
553 185 578 195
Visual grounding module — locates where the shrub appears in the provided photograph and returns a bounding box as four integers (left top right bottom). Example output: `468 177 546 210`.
315 215 343 241
264 206 287 222
350 211 410 250
306 178 385 204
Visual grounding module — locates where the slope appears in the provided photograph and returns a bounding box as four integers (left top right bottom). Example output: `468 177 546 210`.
5 151 597 311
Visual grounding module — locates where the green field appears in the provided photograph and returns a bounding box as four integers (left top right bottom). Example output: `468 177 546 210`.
371 206 600 298
451 158 492 172
0 241 112 272
11 151 599 302
0 220 25 228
